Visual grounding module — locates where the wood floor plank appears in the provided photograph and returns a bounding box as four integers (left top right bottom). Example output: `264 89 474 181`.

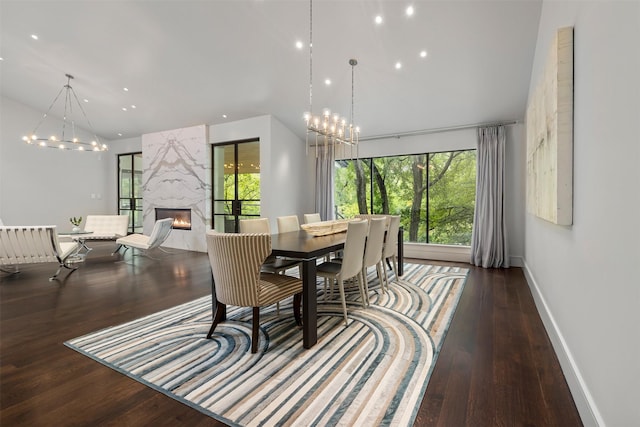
1 244 581 426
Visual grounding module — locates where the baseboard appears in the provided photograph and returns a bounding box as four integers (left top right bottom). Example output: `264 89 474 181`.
522 260 603 427
403 243 470 263
509 255 524 267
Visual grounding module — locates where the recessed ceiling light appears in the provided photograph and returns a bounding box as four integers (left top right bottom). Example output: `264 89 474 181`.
324 78 331 86
117 133 123 137
406 5 414 16
0 57 4 61
375 15 383 25
131 104 137 109
395 62 402 70
420 50 428 58
295 40 304 50
222 114 227 119
31 34 39 40
83 98 89 103
122 107 127 111
123 87 129 92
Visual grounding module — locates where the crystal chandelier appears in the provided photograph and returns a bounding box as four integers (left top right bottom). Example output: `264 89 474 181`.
22 74 108 152
303 0 360 158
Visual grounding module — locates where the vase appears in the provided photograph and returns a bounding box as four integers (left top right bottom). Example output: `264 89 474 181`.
72 226 81 233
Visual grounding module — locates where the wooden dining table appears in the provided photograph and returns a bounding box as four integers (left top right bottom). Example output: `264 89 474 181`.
270 229 347 349
270 227 403 349
209 227 403 350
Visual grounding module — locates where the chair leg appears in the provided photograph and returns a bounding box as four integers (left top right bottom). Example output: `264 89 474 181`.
293 293 302 326
360 268 370 307
391 255 399 280
337 278 348 327
251 307 260 353
376 261 387 294
206 301 226 339
111 244 123 255
0 265 20 275
49 261 78 281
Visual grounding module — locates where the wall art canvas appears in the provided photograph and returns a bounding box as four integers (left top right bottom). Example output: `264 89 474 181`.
526 26 574 225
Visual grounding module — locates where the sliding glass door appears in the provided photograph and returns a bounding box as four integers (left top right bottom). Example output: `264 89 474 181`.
212 139 260 232
117 152 143 234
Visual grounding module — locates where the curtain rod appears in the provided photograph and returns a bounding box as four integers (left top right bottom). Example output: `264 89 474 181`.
358 120 520 142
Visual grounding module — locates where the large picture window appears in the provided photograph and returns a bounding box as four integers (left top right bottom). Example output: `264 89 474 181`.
334 149 476 245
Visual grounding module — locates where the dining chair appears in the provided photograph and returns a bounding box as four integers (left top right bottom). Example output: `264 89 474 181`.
276 215 300 233
316 219 368 326
303 213 322 224
382 215 401 285
361 217 388 299
205 232 302 353
355 214 391 228
239 218 301 275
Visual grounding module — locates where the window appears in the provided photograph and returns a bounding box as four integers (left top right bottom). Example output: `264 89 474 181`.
334 149 476 245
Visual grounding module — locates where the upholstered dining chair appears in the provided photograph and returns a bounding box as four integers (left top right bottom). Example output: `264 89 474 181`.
382 215 401 285
303 213 322 224
114 218 173 257
361 217 388 299
205 231 302 353
239 217 301 283
316 219 368 326
276 215 300 233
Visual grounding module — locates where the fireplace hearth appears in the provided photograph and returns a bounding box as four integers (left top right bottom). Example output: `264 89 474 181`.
155 208 192 230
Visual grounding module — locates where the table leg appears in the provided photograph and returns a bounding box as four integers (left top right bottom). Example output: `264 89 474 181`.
302 258 317 349
398 227 404 276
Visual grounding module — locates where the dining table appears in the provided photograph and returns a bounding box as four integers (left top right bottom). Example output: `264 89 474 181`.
270 226 404 349
209 226 403 350
270 229 347 349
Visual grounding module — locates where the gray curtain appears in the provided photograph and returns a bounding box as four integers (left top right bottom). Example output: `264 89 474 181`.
315 142 335 221
470 125 510 268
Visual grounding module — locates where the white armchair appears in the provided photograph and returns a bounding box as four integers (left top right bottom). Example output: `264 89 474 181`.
0 226 81 280
114 218 173 257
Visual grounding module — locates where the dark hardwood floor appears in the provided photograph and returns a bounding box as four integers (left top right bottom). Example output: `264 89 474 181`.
1 243 582 426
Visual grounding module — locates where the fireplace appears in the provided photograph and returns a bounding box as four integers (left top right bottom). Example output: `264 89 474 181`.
155 208 192 230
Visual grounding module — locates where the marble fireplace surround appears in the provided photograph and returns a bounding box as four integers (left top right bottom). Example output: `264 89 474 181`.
141 124 210 252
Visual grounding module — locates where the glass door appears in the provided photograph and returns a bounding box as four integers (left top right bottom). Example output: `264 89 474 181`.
212 139 260 232
117 152 143 234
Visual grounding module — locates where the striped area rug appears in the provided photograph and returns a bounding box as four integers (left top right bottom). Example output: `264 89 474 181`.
65 263 468 426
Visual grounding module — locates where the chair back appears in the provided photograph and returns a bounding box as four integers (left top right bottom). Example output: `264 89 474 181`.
0 226 64 265
355 214 391 228
363 217 386 269
239 218 270 234
206 232 271 307
277 215 300 233
339 219 368 279
382 215 401 258
147 218 174 248
303 213 321 224
84 215 129 237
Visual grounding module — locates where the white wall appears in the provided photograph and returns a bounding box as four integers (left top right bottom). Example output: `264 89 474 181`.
344 125 526 265
210 115 310 232
525 2 640 426
0 96 113 228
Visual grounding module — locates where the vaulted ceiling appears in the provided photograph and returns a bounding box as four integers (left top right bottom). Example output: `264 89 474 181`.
0 0 542 142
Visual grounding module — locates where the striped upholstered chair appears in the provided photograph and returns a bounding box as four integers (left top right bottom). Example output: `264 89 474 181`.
205 231 302 353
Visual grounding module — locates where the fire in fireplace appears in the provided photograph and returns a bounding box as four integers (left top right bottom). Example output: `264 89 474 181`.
155 208 192 230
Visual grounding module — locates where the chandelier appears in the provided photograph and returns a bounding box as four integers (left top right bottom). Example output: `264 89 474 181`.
304 0 360 158
22 74 108 152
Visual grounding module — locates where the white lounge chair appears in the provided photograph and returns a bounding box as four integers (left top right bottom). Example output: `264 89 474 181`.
0 226 81 280
114 218 173 258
